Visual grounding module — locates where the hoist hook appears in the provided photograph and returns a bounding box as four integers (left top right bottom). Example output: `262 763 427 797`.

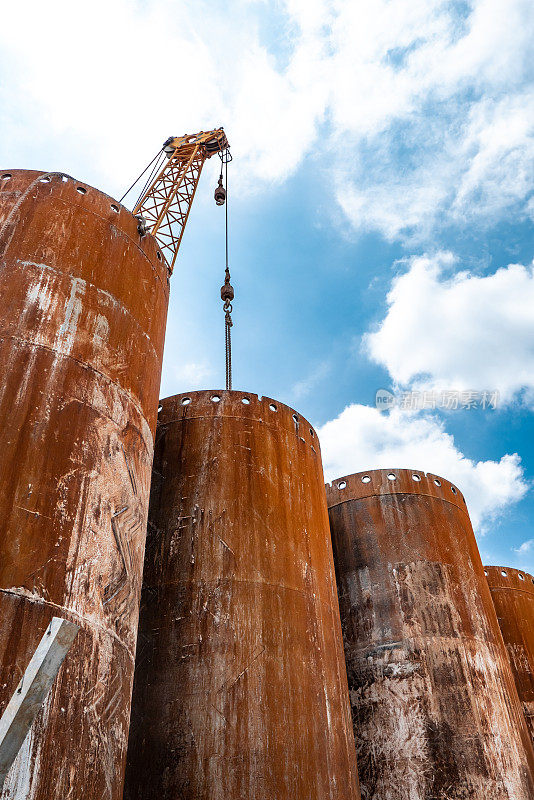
214 174 226 206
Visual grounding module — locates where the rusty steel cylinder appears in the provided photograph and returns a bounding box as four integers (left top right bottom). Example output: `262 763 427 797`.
0 170 169 799
486 565 534 745
124 390 360 800
327 468 534 800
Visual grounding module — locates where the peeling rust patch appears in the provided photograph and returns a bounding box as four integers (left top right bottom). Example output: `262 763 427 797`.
327 468 534 800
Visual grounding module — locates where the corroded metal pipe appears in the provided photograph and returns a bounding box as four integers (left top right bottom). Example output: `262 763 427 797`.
327 468 534 799
124 390 360 800
0 170 169 799
485 565 534 745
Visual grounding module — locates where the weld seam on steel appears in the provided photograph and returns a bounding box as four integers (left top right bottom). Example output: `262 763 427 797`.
27 192 169 293
157 416 320 443
0 334 153 443
0 589 136 662
327 492 470 515
139 578 337 604
18 260 158 350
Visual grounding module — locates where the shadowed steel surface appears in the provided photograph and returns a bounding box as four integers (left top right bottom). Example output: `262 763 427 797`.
124 390 360 800
327 468 534 800
486 565 534 745
0 170 169 799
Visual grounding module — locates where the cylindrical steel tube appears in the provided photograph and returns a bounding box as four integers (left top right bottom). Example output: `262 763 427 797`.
327 468 534 800
485 565 534 745
124 390 360 800
0 170 169 799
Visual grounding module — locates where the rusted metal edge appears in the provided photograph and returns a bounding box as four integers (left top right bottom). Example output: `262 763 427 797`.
158 390 321 453
485 565 534 594
326 467 467 513
0 170 170 292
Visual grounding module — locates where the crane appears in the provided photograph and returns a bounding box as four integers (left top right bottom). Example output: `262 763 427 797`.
123 127 235 389
130 128 230 272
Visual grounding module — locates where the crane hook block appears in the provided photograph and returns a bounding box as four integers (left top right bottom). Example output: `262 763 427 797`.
221 281 234 302
214 175 226 206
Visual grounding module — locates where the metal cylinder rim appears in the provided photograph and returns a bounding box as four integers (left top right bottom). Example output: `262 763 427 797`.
157 389 320 452
485 564 534 593
0 168 170 290
326 467 467 513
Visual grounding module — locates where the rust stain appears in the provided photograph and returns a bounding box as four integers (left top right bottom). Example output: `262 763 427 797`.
0 170 169 799
327 468 534 800
485 565 534 746
124 390 360 800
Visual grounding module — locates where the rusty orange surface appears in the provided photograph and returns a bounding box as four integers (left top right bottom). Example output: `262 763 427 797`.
327 468 534 800
124 390 360 800
0 170 169 799
486 565 534 745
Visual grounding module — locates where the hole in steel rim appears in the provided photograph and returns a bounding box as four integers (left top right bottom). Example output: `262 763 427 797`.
111 203 119 212
157 251 162 261
451 486 457 494
338 481 347 490
311 445 316 453
310 428 314 437
39 176 51 183
242 397 250 405
181 397 191 406
158 405 162 412
361 475 371 483
61 175 68 182
269 403 277 411
1 173 12 179
434 478 441 486
519 573 525 580
76 186 86 194
387 473 396 480
211 395 221 403
300 436 305 443
412 474 421 481
501 569 507 577
484 569 488 575
292 413 299 423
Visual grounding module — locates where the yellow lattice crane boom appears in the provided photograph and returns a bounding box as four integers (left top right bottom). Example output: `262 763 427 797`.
133 128 230 271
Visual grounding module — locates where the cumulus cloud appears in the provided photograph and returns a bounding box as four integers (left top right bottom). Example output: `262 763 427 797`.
318 403 528 531
514 539 534 554
0 0 532 238
364 253 534 404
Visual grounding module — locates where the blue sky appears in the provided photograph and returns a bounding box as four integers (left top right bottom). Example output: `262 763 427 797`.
0 0 533 571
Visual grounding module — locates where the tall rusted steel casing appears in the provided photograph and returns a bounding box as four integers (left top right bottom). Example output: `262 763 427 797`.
124 390 360 800
486 565 534 745
327 468 534 800
0 170 169 799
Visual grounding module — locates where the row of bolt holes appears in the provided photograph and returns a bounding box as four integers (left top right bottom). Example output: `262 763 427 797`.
337 473 465 503
159 395 316 440
484 568 533 584
0 173 164 262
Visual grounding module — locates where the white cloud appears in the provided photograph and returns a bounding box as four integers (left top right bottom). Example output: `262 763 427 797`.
318 403 528 531
514 539 534 554
291 360 331 400
160 360 214 399
0 0 532 239
364 253 534 404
